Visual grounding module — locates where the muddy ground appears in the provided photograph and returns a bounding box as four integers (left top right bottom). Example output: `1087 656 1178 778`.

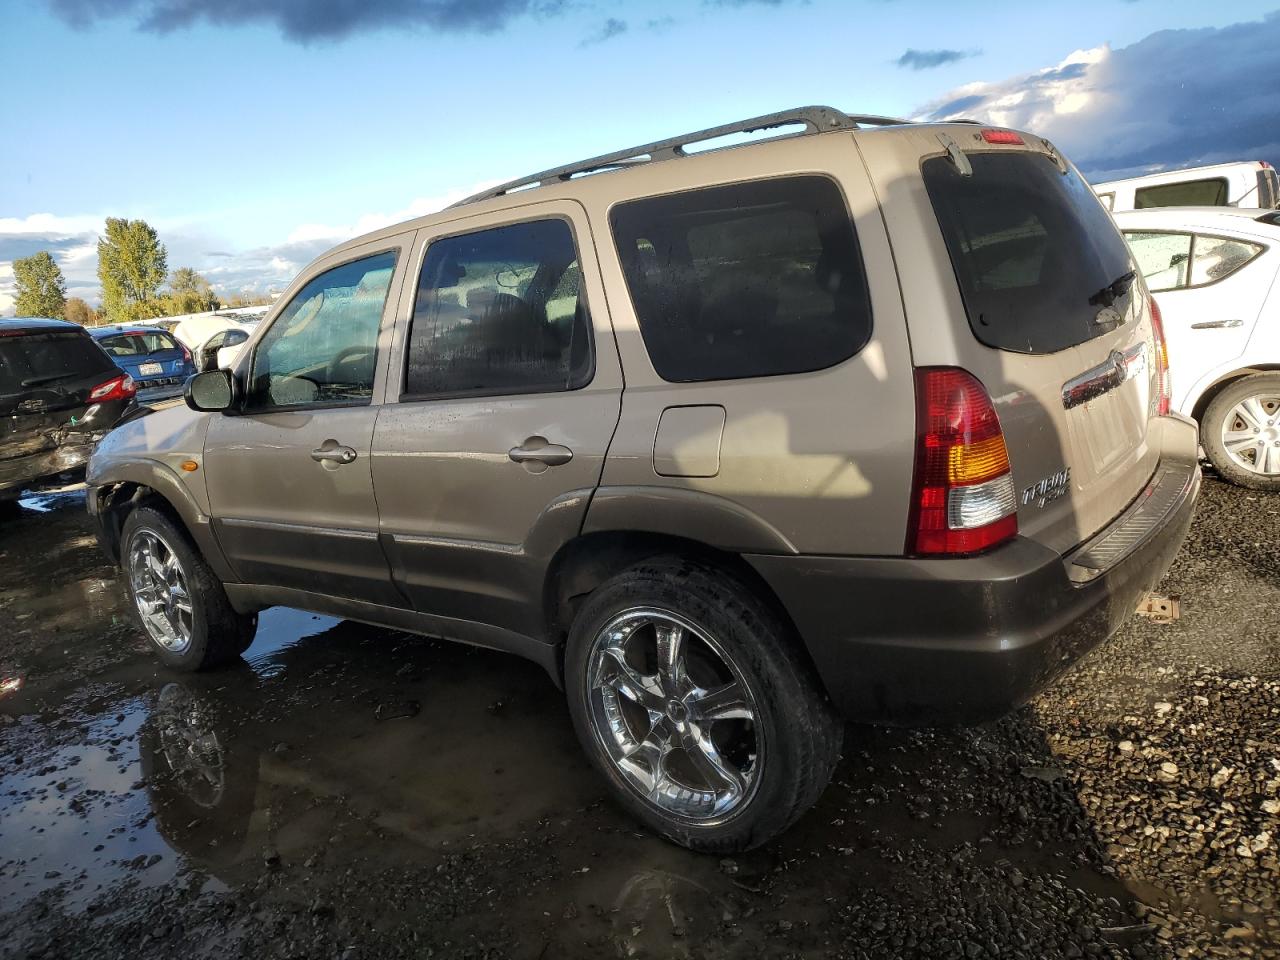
0 475 1277 960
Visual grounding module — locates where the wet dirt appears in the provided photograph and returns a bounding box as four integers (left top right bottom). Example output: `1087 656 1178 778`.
1 475 1277 959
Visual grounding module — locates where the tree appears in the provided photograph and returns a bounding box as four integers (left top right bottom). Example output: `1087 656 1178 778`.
162 267 220 314
63 297 101 327
97 218 168 323
12 251 67 318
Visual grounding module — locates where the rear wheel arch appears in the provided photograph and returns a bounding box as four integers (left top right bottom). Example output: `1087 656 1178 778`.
1190 364 1280 425
542 531 816 678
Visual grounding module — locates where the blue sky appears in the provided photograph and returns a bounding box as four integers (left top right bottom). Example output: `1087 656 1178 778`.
1 0 1277 312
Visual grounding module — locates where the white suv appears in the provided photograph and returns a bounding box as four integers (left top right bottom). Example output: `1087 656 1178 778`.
1116 207 1280 488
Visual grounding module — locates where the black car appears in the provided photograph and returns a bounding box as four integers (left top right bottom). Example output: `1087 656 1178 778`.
0 318 138 505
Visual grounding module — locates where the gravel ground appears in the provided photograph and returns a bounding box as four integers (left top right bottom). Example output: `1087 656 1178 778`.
0 474 1277 959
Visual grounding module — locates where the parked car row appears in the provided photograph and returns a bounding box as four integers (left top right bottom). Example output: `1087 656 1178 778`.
0 319 140 506
1 312 262 505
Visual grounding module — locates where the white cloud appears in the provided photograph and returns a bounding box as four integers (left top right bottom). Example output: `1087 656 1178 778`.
917 15 1280 181
0 182 497 316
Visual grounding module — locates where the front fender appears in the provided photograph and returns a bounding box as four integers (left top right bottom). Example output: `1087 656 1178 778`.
87 406 237 583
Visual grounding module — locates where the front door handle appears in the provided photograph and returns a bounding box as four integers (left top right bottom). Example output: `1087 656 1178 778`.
311 440 358 465
509 436 574 467
1190 319 1244 329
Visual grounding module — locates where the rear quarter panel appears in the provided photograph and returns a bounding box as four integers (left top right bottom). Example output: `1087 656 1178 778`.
582 131 917 556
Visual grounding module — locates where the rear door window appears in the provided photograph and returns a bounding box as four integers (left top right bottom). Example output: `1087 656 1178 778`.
610 176 872 382
923 151 1134 354
1124 232 1193 292
1134 178 1228 208
0 330 115 395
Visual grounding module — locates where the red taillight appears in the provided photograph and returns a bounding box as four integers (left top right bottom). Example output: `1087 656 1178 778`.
181 346 193 365
909 368 1019 556
88 374 136 403
1148 296 1171 416
980 129 1024 145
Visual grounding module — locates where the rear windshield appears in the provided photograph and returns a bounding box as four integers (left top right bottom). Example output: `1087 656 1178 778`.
923 152 1134 354
0 330 115 395
98 331 180 356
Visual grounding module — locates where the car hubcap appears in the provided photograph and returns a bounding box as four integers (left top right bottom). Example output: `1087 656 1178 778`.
1221 394 1280 475
586 608 761 822
127 530 194 652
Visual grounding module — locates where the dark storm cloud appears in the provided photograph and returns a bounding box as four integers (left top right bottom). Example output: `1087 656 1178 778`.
44 0 561 41
917 14 1280 179
897 48 976 71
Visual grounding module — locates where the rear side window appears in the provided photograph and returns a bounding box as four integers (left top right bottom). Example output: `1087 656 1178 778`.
610 176 872 382
1190 234 1263 285
98 331 180 356
924 152 1134 354
0 331 114 395
1134 178 1228 209
404 219 593 399
1097 192 1116 211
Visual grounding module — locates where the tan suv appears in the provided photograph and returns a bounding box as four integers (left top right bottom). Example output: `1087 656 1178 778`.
88 106 1201 852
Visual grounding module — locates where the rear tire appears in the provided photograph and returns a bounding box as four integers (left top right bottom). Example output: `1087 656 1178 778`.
564 556 842 852
121 506 257 670
1201 373 1280 491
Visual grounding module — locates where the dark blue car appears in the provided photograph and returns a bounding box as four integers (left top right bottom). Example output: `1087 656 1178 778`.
89 325 196 403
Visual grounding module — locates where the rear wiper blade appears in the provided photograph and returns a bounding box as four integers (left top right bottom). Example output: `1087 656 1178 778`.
20 372 79 387
1088 270 1137 307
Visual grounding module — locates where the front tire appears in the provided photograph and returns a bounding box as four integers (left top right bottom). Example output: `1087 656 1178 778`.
1201 373 1280 490
564 556 842 852
121 506 257 670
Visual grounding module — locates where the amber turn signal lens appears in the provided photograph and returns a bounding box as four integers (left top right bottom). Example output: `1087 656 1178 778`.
180 460 199 473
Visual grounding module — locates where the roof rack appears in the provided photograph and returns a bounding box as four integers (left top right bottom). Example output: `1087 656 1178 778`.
450 105 909 208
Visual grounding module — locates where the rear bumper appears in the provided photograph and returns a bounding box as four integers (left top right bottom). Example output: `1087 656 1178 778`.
0 442 95 496
748 416 1201 725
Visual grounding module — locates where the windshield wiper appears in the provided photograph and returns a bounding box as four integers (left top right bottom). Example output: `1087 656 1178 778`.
1088 270 1137 308
20 372 80 388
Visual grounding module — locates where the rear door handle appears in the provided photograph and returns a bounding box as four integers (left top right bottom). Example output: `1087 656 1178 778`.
509 436 574 467
311 441 358 465
1190 319 1244 329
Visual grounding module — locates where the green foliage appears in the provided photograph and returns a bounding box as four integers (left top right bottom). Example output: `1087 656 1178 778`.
163 267 220 314
12 251 67 319
63 297 102 327
97 218 168 323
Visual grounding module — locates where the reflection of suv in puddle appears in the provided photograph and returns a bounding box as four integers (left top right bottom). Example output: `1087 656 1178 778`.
90 106 1200 851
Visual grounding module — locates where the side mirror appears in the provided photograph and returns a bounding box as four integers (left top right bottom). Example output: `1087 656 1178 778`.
185 369 234 412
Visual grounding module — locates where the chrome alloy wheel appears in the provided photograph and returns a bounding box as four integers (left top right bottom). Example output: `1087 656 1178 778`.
127 529 194 652
155 684 226 808
1221 393 1280 475
586 608 762 822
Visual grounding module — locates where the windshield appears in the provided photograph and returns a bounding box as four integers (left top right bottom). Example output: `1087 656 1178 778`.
0 330 116 395
923 151 1134 354
98 331 181 357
